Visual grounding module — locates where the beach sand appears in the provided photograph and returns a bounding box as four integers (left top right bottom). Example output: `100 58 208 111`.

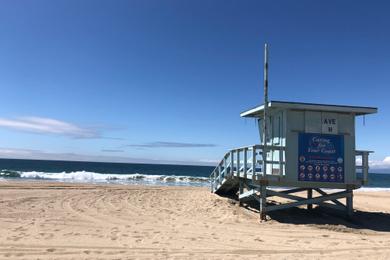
0 181 389 259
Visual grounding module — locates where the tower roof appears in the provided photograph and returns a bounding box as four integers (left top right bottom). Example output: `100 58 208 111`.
240 100 378 118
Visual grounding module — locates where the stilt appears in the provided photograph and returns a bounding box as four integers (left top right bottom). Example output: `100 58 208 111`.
346 188 353 217
260 185 267 221
307 188 313 210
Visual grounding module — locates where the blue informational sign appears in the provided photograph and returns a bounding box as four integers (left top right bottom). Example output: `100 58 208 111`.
298 133 344 183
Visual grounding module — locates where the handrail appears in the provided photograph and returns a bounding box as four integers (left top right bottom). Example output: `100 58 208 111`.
209 152 230 178
209 144 285 178
233 144 286 151
209 144 286 192
211 145 373 193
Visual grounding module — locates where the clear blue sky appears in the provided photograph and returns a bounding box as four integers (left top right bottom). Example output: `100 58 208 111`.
0 0 389 168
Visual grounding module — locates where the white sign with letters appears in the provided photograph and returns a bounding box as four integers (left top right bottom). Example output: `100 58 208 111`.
322 113 338 134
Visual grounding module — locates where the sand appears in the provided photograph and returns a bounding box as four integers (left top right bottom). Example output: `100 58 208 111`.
0 181 389 259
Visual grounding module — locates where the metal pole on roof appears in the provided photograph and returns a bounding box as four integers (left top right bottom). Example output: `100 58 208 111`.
262 43 268 176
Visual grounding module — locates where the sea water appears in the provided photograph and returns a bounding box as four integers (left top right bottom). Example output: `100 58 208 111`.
0 158 389 190
0 158 212 187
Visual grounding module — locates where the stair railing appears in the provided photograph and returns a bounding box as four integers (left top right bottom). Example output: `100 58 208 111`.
211 146 373 192
210 144 286 192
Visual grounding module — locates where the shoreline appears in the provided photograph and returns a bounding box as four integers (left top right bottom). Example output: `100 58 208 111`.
0 181 389 259
2 177 390 192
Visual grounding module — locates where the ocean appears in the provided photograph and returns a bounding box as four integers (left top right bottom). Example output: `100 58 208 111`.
0 158 213 187
0 158 389 190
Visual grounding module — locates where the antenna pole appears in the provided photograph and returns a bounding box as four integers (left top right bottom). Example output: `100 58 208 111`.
263 43 269 176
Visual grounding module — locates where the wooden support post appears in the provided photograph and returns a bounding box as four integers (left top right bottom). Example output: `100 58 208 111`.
307 188 313 210
346 188 353 217
363 152 369 184
260 184 267 221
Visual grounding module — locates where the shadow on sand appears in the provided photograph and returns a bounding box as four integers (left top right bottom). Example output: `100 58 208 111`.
227 196 390 233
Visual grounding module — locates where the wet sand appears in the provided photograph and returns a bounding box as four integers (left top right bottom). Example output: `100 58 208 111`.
0 181 389 259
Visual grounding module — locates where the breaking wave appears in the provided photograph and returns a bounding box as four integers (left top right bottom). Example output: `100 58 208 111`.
0 169 210 187
356 187 390 192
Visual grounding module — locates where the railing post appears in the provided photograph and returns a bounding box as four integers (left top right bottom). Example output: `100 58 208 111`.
218 163 222 184
243 148 247 179
237 150 240 177
213 168 217 191
224 155 227 178
211 171 214 192
252 146 256 181
279 147 283 176
282 148 285 176
230 151 234 175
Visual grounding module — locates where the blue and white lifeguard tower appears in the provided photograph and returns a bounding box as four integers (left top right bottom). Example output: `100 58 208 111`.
210 44 377 220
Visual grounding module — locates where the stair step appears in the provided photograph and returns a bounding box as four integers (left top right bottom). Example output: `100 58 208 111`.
239 189 257 199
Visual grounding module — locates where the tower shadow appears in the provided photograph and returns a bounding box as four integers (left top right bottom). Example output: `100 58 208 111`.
240 198 390 232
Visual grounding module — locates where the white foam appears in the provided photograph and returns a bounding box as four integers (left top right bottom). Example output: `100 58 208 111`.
10 171 390 190
356 187 390 192
18 170 209 186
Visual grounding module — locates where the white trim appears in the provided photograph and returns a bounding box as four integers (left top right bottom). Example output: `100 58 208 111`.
241 101 377 117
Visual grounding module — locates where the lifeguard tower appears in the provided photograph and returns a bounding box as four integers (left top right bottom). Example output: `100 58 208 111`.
210 45 377 220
